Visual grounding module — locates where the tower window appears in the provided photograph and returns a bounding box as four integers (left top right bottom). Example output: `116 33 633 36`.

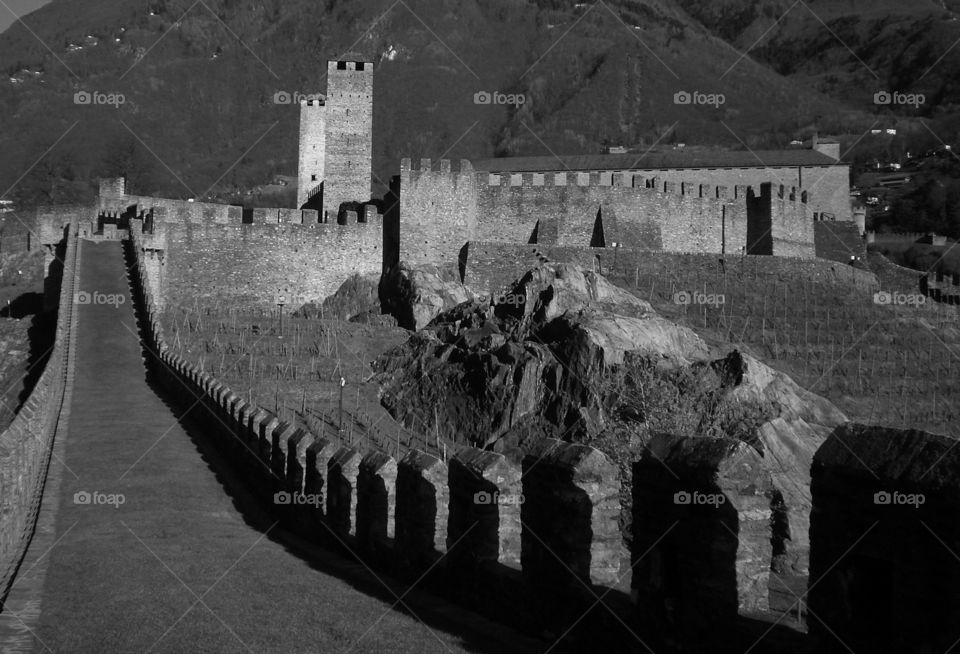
356 62 365 71
311 174 317 181
337 61 347 70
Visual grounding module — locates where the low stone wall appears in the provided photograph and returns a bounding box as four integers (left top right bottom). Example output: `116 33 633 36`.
0 214 79 598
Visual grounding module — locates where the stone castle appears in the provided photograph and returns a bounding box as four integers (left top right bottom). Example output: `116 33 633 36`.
33 57 863 312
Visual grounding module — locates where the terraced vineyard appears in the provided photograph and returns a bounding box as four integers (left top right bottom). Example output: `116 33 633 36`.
619 260 960 436
160 303 457 459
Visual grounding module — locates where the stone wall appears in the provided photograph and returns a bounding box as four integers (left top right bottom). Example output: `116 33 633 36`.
397 158 478 267
0 214 79 597
144 213 383 310
632 434 773 649
814 220 865 263
462 244 879 297
648 163 850 223
398 159 812 269
809 424 960 652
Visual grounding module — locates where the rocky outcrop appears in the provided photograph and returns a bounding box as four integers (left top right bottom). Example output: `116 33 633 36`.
375 262 848 586
381 263 476 330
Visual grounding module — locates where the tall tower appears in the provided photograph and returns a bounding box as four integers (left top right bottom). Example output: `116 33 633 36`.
297 96 326 209
323 58 373 219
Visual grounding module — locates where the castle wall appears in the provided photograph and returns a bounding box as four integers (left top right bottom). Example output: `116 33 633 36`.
769 184 815 258
154 215 382 310
800 165 850 222
323 59 373 217
462 244 878 296
476 172 744 252
398 158 478 267
297 99 326 209
810 424 960 652
398 160 813 270
636 164 850 223
814 221 865 262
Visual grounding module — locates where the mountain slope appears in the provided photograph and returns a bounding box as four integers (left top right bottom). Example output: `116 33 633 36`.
0 0 952 206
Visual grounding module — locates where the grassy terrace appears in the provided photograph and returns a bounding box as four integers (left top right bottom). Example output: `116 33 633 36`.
613 260 960 436
160 304 458 459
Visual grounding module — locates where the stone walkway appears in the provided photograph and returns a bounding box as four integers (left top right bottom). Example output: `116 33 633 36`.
0 240 541 653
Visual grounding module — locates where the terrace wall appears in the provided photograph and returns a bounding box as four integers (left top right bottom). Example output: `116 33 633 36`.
463 244 879 297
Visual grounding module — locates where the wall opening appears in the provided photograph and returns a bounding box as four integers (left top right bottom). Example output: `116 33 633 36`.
590 206 606 247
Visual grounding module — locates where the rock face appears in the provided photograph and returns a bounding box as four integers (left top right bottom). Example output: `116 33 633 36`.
374 262 847 581
381 263 476 330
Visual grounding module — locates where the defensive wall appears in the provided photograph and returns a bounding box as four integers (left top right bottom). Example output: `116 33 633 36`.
130 204 383 312
813 220 866 263
128 220 796 649
463 245 880 297
0 215 78 597
638 163 850 224
810 424 960 652
868 231 949 246
396 158 816 271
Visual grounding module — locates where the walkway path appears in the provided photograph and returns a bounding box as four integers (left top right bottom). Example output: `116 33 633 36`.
1 240 539 653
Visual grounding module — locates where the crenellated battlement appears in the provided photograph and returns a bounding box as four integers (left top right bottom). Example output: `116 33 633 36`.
400 157 474 175
473 171 811 206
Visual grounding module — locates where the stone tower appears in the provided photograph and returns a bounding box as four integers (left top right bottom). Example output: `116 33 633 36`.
297 96 326 209
322 58 373 219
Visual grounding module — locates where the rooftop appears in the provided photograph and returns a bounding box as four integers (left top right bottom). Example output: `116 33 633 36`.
471 149 841 172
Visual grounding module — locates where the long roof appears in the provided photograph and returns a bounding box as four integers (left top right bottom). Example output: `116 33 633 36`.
471 150 840 172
